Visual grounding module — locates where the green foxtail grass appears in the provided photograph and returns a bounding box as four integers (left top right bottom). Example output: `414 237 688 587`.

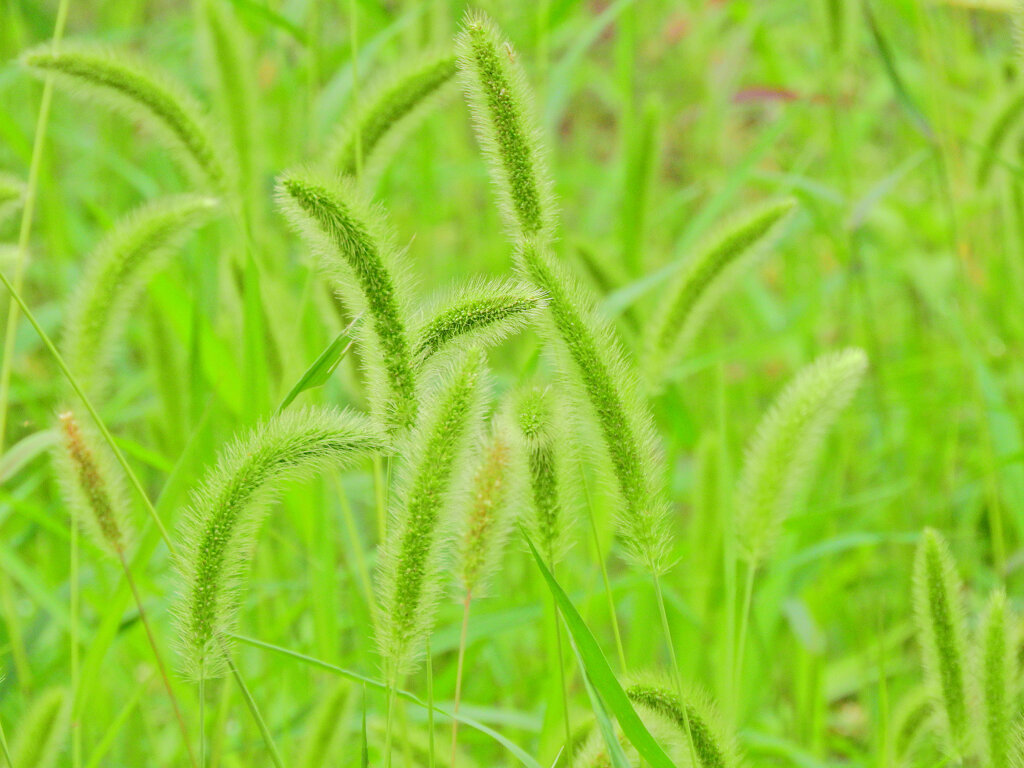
173 406 384 679
912 528 970 757
9 688 69 768
277 170 418 432
375 348 486 680
516 237 671 574
21 43 230 189
735 348 867 567
60 194 219 396
413 278 545 367
456 12 556 240
645 199 797 386
328 52 458 180
980 588 1015 768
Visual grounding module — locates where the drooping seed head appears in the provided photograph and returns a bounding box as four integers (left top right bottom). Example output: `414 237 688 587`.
912 528 970 757
173 407 384 680
735 348 867 567
456 12 556 241
412 278 545 367
277 170 417 432
54 410 131 557
376 348 487 679
515 237 671 574
21 43 231 189
329 52 458 180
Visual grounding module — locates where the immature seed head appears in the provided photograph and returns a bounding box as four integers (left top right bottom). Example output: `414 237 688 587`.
456 12 556 241
173 406 384 679
55 410 130 557
413 278 545 367
515 237 671 574
329 52 458 180
277 170 417 432
21 43 231 189
376 348 487 679
912 528 970 756
735 348 867 567
980 588 1016 768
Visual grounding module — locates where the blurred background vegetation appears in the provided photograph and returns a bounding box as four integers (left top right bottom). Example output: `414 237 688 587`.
1 0 1023 765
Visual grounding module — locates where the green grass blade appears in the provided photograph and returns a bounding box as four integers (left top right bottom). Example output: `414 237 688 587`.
277 317 361 413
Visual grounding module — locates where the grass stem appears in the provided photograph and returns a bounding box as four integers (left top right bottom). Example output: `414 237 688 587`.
451 590 472 766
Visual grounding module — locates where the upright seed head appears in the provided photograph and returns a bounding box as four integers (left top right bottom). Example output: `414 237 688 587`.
277 170 417 432
980 587 1016 768
21 43 231 189
173 407 384 680
456 12 556 241
376 349 487 680
735 348 867 567
454 421 515 598
912 528 970 757
329 52 458 180
515 237 671 573
55 411 131 558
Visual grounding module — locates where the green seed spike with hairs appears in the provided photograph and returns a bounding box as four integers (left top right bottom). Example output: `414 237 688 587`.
981 588 1015 768
328 52 458 180
21 43 230 189
60 194 219 396
10 688 69 768
625 678 739 768
646 199 797 385
413 278 545 366
455 422 515 597
515 385 573 567
516 238 671 573
0 172 25 226
173 406 384 680
376 349 486 679
735 348 867 567
55 411 131 557
277 170 418 432
456 12 556 240
912 528 970 757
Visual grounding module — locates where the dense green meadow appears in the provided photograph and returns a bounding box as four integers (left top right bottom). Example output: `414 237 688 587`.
2 0 1023 765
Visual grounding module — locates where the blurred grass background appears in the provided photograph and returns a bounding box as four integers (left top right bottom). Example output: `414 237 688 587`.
1 0 1022 765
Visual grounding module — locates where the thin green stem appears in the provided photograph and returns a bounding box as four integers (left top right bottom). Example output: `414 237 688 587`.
733 562 756 719
0 0 71 454
426 637 436 768
384 682 396 768
0 268 174 550
348 0 363 182
71 512 81 768
451 590 472 766
119 552 199 768
199 676 205 768
225 653 285 768
550 588 572 761
652 572 699 768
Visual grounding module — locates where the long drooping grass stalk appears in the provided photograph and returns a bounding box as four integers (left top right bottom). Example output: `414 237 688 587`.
456 12 556 240
913 528 970 757
516 238 671 574
450 423 515 763
328 53 458 179
277 171 418 431
375 349 485 767
21 44 230 189
9 688 68 768
645 199 797 385
61 194 219 395
173 406 384 679
980 588 1015 768
412 279 545 366
735 349 868 567
625 679 738 768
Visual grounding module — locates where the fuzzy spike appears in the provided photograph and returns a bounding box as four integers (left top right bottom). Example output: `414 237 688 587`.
981 588 1016 768
735 348 867 566
376 349 487 679
173 407 384 679
456 12 556 240
21 43 230 188
515 237 670 573
912 528 970 756
277 170 417 432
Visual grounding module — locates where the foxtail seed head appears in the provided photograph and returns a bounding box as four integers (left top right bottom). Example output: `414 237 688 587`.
277 170 417 432
174 407 384 679
735 348 867 567
981 588 1015 768
376 349 487 679
456 12 556 241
